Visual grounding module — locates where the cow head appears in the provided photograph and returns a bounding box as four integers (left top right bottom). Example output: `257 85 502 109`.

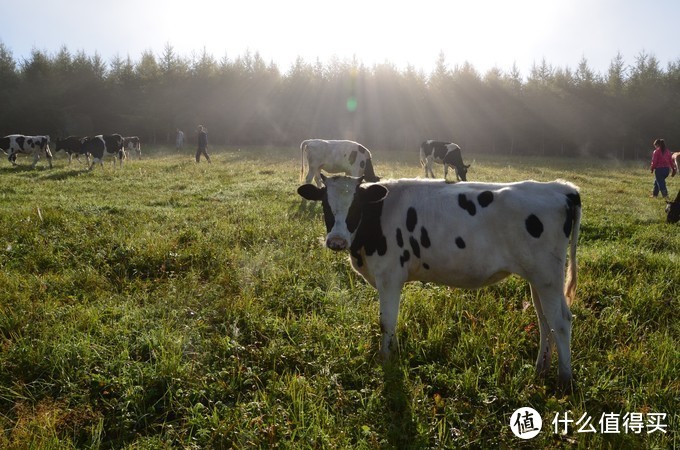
457 164 471 181
298 174 388 250
666 190 680 224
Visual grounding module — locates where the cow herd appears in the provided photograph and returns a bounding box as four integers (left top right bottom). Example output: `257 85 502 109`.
0 133 142 170
2 133 675 387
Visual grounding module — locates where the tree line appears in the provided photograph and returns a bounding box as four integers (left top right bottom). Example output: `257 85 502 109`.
1 42 679 159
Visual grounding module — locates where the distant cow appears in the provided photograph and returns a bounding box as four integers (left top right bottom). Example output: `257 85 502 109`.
666 190 680 223
0 134 53 168
300 139 379 186
420 140 470 181
82 134 125 170
298 175 581 385
54 136 90 165
672 152 679 173
123 136 141 160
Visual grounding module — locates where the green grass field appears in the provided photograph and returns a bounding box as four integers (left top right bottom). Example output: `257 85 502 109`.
0 147 677 449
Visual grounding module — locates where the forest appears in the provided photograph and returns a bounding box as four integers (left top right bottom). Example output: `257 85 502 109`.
1 42 679 159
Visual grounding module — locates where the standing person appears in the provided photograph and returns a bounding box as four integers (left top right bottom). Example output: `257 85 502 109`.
196 125 211 163
650 138 676 199
176 128 184 151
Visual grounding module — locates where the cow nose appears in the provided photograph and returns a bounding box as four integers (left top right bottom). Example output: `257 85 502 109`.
326 236 348 251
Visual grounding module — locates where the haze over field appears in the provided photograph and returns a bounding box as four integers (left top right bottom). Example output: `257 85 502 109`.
1 0 679 76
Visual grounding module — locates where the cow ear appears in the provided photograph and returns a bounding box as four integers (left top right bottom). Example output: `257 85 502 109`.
359 184 388 203
297 184 325 201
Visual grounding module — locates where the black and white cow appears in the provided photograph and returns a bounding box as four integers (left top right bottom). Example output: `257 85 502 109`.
298 175 581 385
123 136 141 160
300 139 380 186
420 140 470 181
0 134 53 168
666 189 680 223
54 136 90 165
82 134 125 170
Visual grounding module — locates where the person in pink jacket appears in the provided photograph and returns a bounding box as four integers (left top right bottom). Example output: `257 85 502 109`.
650 138 676 199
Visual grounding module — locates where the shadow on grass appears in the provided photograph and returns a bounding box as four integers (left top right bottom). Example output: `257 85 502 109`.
382 362 428 449
289 199 321 220
0 164 38 174
41 169 88 180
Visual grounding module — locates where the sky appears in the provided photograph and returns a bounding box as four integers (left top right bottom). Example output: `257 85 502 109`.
1 0 678 77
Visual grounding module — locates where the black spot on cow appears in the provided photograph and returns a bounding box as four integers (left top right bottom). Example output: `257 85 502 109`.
409 236 421 258
349 192 387 267
525 214 544 238
420 227 431 248
16 136 25 150
455 237 466 249
478 191 494 208
357 145 367 154
458 194 476 216
348 150 357 165
400 250 410 267
396 228 404 247
423 263 430 270
406 207 418 232
360 160 365 169
563 192 581 237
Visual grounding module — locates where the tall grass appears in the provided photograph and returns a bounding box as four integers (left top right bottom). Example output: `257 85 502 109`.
0 147 677 448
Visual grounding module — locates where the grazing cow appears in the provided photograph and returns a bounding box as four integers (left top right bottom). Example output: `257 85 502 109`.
123 136 141 160
82 134 125 170
54 136 90 165
300 139 380 186
0 134 53 168
298 175 581 385
420 140 470 181
666 190 680 223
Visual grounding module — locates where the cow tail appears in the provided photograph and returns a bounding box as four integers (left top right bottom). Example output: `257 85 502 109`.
300 140 309 183
564 192 581 306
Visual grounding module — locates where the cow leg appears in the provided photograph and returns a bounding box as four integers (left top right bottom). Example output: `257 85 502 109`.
377 278 404 360
531 283 573 385
443 164 449 180
31 151 40 169
313 169 324 187
304 167 315 185
530 285 553 377
45 149 53 169
425 157 434 178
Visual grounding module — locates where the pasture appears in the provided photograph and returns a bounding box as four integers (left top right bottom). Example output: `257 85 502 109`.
0 147 677 449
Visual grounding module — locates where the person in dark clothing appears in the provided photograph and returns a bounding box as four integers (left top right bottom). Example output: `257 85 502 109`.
196 125 211 163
